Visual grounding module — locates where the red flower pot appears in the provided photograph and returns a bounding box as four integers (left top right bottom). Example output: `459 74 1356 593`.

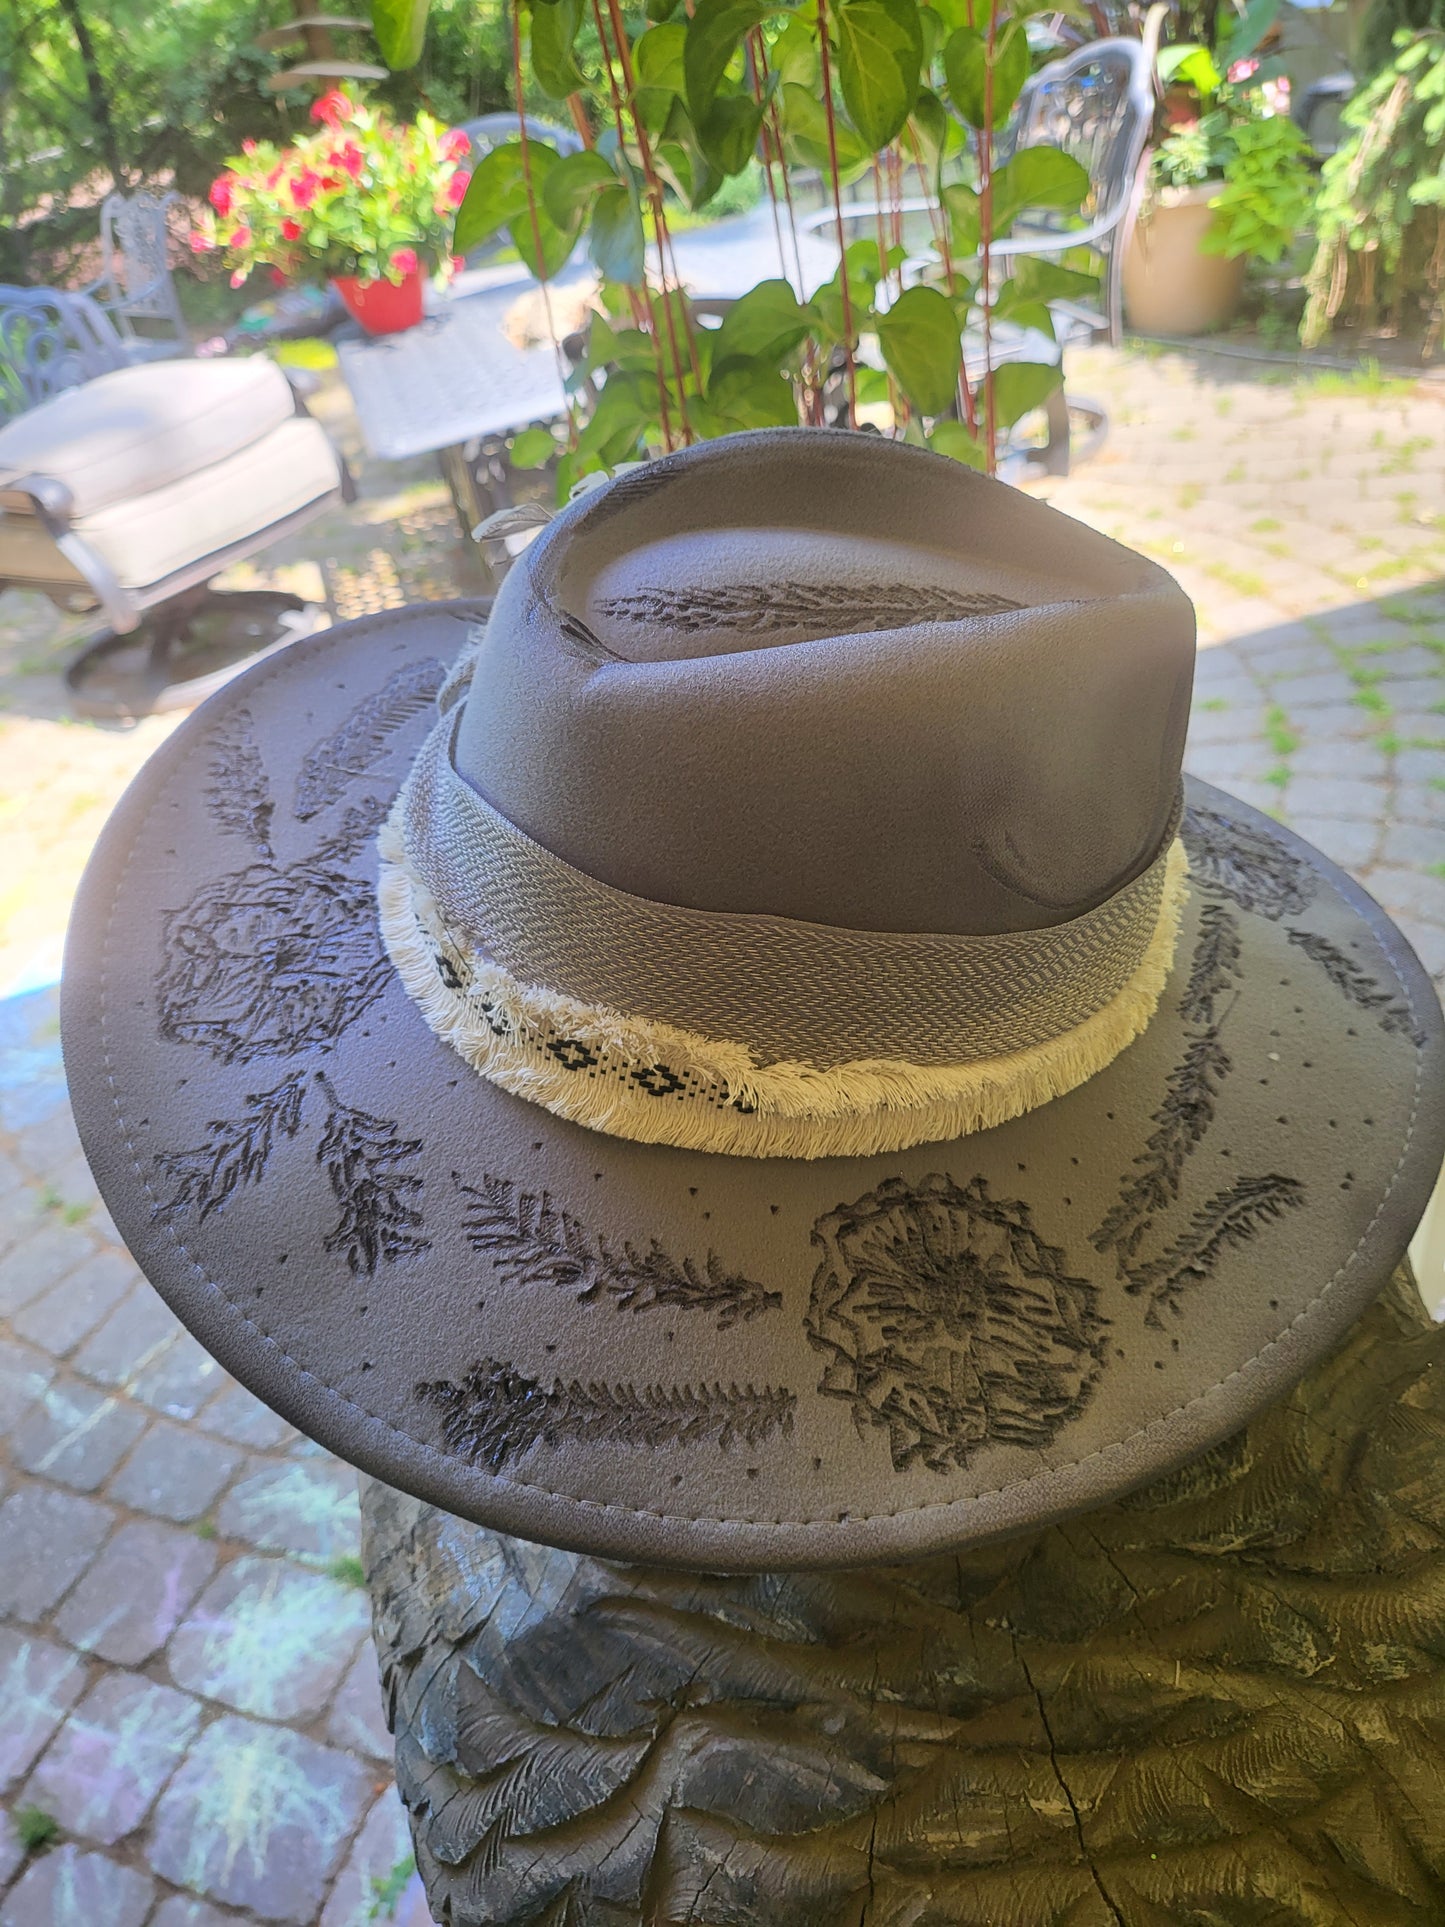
332 269 424 335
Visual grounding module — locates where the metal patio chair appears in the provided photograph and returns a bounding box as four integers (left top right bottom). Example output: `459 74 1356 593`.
83 191 191 362
0 285 348 717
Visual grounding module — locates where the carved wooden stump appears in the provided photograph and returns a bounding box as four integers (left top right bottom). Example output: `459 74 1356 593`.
362 1266 1445 1926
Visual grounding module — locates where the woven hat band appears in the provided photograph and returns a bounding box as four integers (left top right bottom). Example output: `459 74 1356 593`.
374 710 1190 1159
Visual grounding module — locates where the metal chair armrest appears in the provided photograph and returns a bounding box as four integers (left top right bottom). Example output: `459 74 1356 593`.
1 471 77 520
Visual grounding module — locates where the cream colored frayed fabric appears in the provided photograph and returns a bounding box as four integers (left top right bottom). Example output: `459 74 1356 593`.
376 808 1190 1159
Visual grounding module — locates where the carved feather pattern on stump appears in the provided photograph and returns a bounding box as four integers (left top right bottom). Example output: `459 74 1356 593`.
363 1267 1445 1925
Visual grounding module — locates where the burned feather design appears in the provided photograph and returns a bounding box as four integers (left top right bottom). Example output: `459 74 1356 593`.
1287 929 1422 1046
1092 1031 1232 1264
316 1073 429 1275
595 580 1023 638
294 659 445 820
1125 1175 1307 1326
205 708 274 857
455 1173 780 1328
1181 901 1244 1029
1182 806 1316 922
152 1073 307 1222
417 1360 796 1471
1092 903 1243 1264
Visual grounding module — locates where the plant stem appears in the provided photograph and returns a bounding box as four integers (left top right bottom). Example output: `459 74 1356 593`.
511 0 573 441
588 0 675 451
816 0 858 427
979 0 997 474
602 0 696 440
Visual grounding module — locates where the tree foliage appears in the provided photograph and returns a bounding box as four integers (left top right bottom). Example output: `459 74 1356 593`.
0 0 512 285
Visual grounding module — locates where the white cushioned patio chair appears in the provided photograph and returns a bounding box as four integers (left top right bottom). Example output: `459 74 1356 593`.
0 285 350 717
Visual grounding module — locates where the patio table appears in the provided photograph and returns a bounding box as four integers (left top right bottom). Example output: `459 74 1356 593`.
334 270 579 536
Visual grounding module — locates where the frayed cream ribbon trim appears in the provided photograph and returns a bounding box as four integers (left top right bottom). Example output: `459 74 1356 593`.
377 813 1190 1160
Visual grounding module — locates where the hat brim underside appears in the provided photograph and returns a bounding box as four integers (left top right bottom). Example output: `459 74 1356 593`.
63 603 1445 1571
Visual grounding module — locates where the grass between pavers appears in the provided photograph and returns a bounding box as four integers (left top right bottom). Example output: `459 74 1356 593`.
13 1806 60 1854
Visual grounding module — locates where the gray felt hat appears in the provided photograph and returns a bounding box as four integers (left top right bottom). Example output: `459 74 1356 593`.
63 430 1445 1570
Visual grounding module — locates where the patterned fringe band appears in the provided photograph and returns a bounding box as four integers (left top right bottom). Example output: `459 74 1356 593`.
377 814 1190 1160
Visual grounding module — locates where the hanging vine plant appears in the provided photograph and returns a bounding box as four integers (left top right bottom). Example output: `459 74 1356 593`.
372 0 1095 487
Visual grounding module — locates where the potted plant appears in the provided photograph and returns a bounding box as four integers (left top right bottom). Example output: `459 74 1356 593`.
1123 9 1316 335
190 89 471 335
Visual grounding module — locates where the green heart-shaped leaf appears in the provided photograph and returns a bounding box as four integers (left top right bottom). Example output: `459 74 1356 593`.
990 357 1060 426
372 0 429 70
877 282 960 416
530 0 586 98
835 0 923 149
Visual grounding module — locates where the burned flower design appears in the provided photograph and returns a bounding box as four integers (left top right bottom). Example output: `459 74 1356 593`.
806 1174 1108 1474
157 856 392 1066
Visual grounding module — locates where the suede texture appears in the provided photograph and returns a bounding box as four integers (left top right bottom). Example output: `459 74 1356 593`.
454 433 1196 935
63 584 1445 1570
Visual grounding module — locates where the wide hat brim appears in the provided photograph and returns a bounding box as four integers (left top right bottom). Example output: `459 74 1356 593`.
64 600 1445 1571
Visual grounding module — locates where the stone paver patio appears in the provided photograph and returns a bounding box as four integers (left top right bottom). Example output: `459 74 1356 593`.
0 339 1442 1926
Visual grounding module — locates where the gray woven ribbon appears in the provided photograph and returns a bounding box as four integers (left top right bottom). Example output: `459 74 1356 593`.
395 712 1182 1071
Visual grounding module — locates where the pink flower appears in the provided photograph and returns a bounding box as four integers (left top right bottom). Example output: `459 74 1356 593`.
445 168 471 208
290 170 323 209
390 247 419 277
242 139 258 155
229 268 248 288
281 218 303 240
443 128 472 161
330 141 365 179
1227 56 1259 81
310 89 352 128
188 230 213 253
209 176 234 216
229 226 252 248
268 266 288 287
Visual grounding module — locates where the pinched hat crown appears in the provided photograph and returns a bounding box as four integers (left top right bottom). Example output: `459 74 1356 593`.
379 431 1197 1156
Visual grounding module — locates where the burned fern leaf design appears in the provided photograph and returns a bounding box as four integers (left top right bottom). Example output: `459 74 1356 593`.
1125 1175 1306 1326
152 1073 307 1222
417 1360 796 1471
316 794 390 866
315 1073 429 1275
1092 1032 1232 1264
1181 901 1244 1028
1287 928 1422 1045
595 580 1023 638
1182 805 1316 921
454 1173 781 1329
294 659 445 820
205 708 274 856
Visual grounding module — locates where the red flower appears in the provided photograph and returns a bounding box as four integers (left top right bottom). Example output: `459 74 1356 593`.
281 218 303 241
268 266 288 287
229 227 252 248
209 176 234 216
390 246 419 277
310 88 352 128
290 170 323 209
443 129 472 161
445 169 471 208
330 141 364 179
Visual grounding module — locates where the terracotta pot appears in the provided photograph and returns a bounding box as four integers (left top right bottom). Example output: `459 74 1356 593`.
332 269 425 335
1122 182 1247 336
